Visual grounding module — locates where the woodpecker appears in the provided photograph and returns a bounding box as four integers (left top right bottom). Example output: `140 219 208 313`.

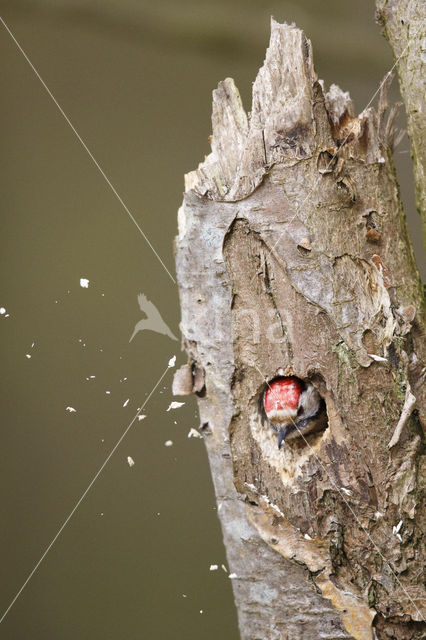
263 377 327 449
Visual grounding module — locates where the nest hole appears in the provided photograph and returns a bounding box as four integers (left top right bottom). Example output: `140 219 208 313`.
258 374 329 450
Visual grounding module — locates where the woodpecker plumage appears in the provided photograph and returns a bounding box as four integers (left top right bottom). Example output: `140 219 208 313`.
263 377 327 449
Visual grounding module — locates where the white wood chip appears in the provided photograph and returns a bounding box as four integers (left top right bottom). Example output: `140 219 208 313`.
166 401 185 411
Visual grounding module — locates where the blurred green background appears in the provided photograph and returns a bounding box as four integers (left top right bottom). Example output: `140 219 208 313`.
0 1 423 639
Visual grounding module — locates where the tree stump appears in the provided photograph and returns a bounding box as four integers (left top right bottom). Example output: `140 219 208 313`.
173 20 425 640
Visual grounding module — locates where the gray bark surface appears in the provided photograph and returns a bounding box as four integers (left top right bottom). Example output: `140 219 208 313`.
376 0 426 230
174 20 425 640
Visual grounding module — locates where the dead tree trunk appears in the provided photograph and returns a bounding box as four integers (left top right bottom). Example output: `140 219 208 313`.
173 20 425 640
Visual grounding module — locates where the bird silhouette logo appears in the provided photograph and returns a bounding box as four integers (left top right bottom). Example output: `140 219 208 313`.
129 293 178 342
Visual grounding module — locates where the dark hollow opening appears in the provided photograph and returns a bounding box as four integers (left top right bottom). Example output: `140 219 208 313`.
258 375 328 448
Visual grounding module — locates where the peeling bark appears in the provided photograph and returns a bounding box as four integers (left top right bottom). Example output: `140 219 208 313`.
174 20 425 640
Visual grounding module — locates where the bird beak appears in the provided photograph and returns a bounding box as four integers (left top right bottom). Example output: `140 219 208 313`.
278 426 291 449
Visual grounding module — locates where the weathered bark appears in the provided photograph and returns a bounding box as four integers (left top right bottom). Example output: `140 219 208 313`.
174 20 425 640
376 0 426 232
